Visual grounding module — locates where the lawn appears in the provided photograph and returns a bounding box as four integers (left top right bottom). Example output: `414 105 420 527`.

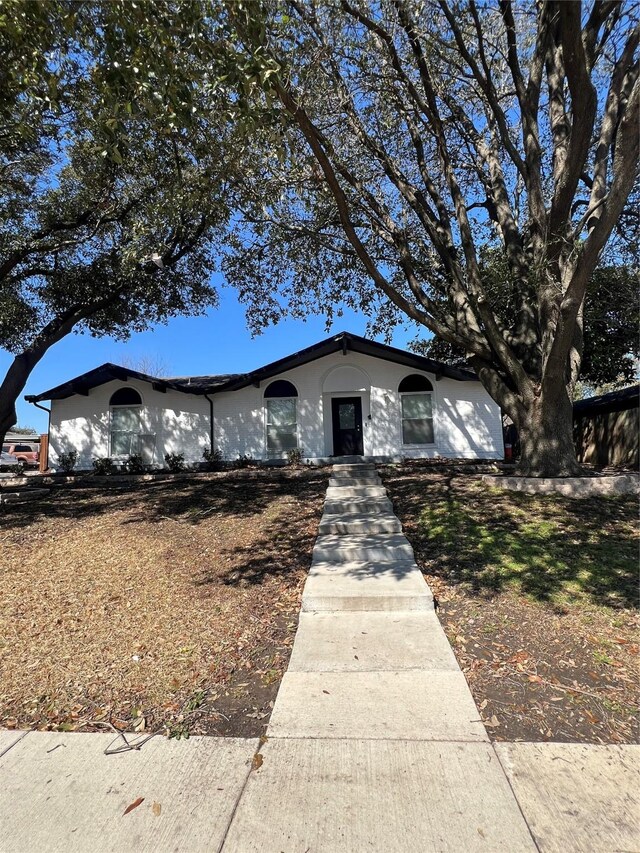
0 468 327 737
381 463 639 744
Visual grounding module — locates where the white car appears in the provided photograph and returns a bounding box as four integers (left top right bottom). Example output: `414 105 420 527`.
0 450 20 470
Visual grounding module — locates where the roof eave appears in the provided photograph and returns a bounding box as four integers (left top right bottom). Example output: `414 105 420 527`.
208 331 477 393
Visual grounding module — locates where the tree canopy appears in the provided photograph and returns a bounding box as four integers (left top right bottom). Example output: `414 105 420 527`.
213 0 639 474
1 1 637 475
0 0 260 441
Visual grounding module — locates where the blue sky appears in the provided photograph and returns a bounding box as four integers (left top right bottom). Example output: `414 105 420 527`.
2 276 425 434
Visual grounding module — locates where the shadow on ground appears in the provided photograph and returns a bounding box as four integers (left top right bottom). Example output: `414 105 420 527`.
382 467 638 609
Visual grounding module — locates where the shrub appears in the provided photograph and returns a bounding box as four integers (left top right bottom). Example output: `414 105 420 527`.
92 457 115 475
287 447 304 467
202 446 223 471
236 453 255 469
58 450 77 473
125 454 146 474
164 452 186 472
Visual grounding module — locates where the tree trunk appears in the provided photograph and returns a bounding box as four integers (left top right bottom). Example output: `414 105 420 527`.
0 351 44 448
513 387 583 477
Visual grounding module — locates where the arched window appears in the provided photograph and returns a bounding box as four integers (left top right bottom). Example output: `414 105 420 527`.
109 387 143 456
109 387 142 406
398 374 434 445
264 380 298 457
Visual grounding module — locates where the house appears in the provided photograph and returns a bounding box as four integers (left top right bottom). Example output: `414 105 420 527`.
26 332 504 469
574 384 639 469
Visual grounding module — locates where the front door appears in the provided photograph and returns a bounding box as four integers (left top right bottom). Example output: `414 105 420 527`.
331 397 364 456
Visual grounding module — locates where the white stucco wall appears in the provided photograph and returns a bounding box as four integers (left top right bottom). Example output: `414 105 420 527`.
209 350 503 461
49 378 210 469
48 350 504 468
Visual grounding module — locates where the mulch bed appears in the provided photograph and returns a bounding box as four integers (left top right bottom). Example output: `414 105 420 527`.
0 468 327 738
381 462 639 744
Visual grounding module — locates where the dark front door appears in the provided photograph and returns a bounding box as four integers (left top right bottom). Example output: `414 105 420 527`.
331 397 364 456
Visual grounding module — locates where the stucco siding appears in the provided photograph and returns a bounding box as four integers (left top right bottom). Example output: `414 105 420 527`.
50 378 209 469
213 351 503 461
48 349 503 468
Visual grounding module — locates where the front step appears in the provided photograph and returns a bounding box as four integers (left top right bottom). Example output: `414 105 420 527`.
302 560 433 612
328 475 382 487
324 497 393 514
313 533 415 563
325 485 387 499
331 465 376 476
319 513 402 535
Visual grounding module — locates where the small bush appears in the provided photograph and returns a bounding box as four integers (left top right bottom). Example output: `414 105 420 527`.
202 446 223 471
125 454 146 474
164 452 186 472
287 447 304 467
236 453 255 469
58 450 77 473
92 457 115 476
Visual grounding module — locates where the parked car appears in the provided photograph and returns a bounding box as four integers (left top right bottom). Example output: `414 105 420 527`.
2 443 39 467
0 450 21 471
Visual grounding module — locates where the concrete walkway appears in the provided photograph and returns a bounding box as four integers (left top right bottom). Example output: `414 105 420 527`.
1 462 638 851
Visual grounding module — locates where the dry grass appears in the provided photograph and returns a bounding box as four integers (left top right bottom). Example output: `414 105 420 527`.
0 469 327 735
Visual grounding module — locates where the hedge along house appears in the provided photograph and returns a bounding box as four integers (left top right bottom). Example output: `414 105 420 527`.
26 332 504 469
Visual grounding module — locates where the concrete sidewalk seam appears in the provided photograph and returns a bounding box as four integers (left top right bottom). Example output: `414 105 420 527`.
492 742 542 853
0 730 29 759
216 742 262 853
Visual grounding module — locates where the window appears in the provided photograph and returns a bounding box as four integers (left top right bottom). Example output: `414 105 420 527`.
399 374 434 445
264 380 298 457
109 388 142 456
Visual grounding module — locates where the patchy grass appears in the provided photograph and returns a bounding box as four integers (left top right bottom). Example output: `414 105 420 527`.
0 468 327 737
417 482 637 608
381 463 639 744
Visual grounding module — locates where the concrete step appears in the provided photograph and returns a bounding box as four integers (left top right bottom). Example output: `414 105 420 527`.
302 560 433 612
328 475 382 487
313 533 415 563
325 485 387 499
288 612 459 672
323 497 393 514
331 456 369 464
318 514 402 535
331 465 376 476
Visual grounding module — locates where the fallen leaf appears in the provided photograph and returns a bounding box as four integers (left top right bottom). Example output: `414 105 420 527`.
528 675 543 683
252 753 263 770
479 699 488 710
152 802 161 817
484 715 500 728
322 690 330 694
123 797 144 816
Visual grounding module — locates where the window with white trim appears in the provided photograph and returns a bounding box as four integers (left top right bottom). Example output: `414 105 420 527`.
399 374 434 444
109 387 143 456
264 380 298 457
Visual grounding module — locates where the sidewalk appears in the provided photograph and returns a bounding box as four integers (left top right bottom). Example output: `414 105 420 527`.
1 462 637 852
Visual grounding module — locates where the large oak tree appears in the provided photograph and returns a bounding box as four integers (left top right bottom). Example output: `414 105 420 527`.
0 0 252 444
220 0 639 476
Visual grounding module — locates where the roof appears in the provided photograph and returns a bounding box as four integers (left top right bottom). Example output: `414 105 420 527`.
573 383 640 415
26 331 478 402
24 363 238 402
